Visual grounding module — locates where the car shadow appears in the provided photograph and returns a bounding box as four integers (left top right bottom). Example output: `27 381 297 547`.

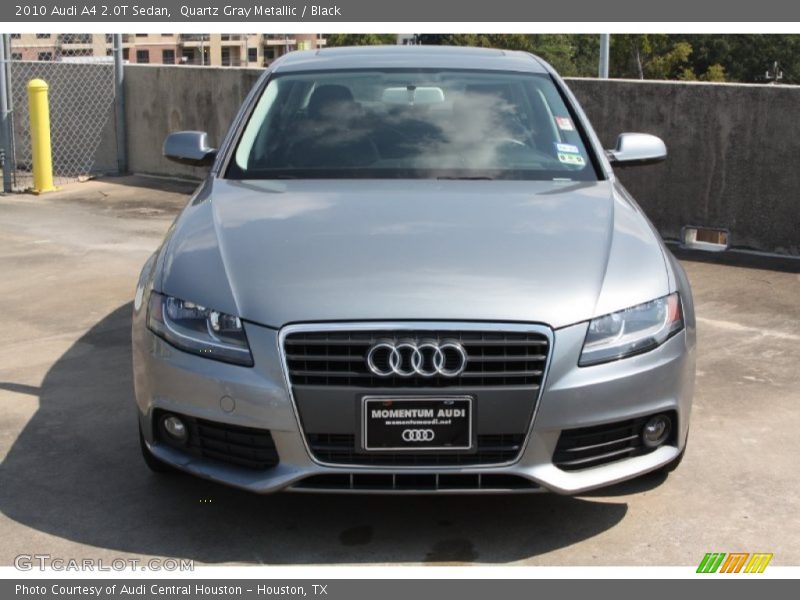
0 303 629 565
577 471 667 497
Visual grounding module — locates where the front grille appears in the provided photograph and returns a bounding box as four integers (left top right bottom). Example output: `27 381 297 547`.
284 330 549 388
553 412 676 471
307 433 524 466
155 410 279 470
292 472 539 492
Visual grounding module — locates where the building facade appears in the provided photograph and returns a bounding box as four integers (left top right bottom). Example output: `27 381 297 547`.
9 33 327 66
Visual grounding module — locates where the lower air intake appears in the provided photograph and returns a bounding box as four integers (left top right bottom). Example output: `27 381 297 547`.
292 472 539 492
154 410 279 470
553 412 677 471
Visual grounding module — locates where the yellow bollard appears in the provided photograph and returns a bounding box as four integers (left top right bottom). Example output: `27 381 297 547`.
27 78 57 194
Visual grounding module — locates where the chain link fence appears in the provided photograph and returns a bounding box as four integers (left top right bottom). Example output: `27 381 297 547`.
5 33 117 191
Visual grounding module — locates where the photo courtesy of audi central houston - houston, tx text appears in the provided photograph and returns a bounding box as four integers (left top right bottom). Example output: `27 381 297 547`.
133 45 694 495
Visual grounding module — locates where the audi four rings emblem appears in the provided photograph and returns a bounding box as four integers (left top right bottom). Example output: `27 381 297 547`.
367 340 468 377
402 429 435 442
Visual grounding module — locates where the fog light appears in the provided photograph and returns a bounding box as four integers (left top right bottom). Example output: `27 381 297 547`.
642 414 671 448
161 414 188 444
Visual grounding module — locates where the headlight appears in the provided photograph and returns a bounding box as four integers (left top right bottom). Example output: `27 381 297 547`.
579 293 683 367
147 292 253 366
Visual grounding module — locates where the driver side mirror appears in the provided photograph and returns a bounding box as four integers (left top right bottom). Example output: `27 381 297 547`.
163 131 217 167
606 133 667 167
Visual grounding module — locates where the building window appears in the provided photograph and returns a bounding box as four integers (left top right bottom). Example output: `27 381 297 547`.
263 47 275 60
36 33 51 39
37 52 53 61
248 47 257 63
11 53 22 60
11 34 21 39
58 34 91 44
221 47 231 66
136 49 150 63
122 48 130 61
162 49 175 65
135 33 147 37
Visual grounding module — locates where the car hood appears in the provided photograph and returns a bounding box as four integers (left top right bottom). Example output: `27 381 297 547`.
160 178 669 329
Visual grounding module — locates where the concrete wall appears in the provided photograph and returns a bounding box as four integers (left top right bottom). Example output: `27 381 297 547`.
125 65 261 179
125 66 800 255
568 78 800 255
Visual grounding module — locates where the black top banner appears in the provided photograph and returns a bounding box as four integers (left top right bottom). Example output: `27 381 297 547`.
2 0 799 23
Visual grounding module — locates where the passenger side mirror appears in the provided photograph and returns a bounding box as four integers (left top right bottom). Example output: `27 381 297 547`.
163 131 217 167
606 133 667 167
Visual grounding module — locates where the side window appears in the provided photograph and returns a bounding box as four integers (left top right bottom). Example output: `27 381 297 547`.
236 78 281 170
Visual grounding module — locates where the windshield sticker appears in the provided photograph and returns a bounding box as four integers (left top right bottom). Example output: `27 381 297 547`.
555 116 575 131
558 152 586 166
555 142 580 154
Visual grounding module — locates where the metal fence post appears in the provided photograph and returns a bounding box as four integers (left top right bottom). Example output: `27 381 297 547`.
113 34 127 174
0 34 12 193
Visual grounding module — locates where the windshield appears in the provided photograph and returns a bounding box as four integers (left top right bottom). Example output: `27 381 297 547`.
227 69 599 181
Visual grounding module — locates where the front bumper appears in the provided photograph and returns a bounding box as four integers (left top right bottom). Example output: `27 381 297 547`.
132 313 695 495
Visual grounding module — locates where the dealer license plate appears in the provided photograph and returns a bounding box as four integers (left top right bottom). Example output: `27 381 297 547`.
362 396 473 451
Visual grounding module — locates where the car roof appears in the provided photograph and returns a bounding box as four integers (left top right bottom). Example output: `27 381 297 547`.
271 45 550 74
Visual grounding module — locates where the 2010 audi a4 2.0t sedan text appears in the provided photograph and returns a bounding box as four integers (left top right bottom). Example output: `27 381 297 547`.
132 46 695 494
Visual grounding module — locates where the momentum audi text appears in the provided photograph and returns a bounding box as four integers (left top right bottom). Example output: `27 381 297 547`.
133 45 695 494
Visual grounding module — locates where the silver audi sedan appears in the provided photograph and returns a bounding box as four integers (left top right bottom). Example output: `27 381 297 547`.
132 45 695 494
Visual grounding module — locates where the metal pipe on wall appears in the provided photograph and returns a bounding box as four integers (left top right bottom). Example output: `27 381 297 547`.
113 34 127 174
598 34 610 79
